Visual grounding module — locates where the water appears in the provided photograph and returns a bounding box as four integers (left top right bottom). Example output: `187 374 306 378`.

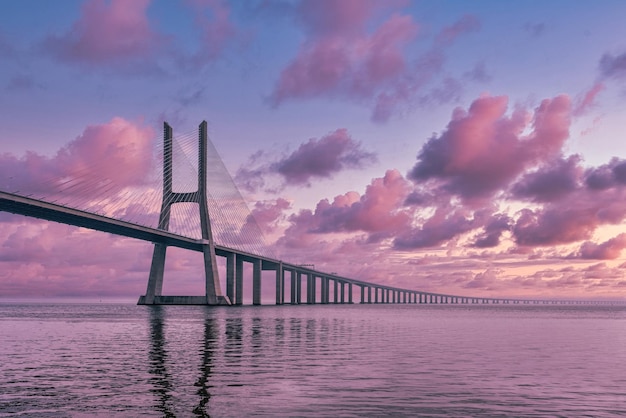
1 303 625 417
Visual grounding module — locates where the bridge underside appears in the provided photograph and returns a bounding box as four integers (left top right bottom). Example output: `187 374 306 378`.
137 295 231 305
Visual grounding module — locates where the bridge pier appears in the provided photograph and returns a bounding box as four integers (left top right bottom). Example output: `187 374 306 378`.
253 259 262 305
327 278 332 303
275 263 284 305
289 270 298 305
138 122 229 306
235 256 244 305
226 253 235 304
296 272 302 304
307 274 315 304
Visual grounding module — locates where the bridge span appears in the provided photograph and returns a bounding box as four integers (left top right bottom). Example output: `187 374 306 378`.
1 190 620 307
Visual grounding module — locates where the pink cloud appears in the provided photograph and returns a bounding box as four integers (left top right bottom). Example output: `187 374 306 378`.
271 4 482 122
577 234 626 260
0 117 155 212
408 94 571 201
0 216 152 297
279 169 412 246
393 206 481 250
43 0 163 67
270 2 420 111
513 206 598 246
508 156 626 248
243 198 291 235
270 11 418 104
236 128 376 191
573 82 604 116
512 182 626 247
0 213 228 297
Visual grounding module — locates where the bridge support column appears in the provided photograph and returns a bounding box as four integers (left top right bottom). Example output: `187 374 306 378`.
307 273 315 304
322 277 329 304
296 272 302 304
226 252 235 304
253 259 262 305
334 280 339 304
290 270 297 305
235 255 243 305
275 262 283 305
143 244 167 304
340 282 345 303
360 286 365 304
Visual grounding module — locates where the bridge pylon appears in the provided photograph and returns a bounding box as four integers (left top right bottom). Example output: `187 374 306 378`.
138 121 230 305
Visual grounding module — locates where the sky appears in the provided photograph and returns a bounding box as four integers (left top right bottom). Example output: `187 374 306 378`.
2 0 626 301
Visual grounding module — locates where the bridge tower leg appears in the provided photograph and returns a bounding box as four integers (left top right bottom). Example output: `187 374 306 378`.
139 121 230 305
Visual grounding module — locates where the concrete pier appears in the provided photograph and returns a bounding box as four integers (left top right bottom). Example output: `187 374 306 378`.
139 121 229 306
275 263 283 305
253 259 262 305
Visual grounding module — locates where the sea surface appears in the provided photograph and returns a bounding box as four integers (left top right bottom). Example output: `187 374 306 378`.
0 302 625 417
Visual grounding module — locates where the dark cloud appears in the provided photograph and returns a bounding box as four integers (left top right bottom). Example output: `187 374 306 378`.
471 214 511 248
236 129 376 191
599 51 626 80
274 129 376 185
510 155 582 202
585 158 626 190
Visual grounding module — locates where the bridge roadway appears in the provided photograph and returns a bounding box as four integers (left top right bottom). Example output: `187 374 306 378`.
1 191 623 306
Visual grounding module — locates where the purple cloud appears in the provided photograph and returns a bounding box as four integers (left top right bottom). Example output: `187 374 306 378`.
599 51 626 80
510 155 582 202
408 94 571 201
576 234 626 260
236 129 376 191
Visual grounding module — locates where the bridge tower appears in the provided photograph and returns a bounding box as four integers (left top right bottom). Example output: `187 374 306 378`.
138 121 230 305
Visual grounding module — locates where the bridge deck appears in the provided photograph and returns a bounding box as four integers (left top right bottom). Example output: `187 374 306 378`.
1 191 622 306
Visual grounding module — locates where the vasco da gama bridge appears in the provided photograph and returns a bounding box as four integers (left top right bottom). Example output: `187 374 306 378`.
0 122 620 306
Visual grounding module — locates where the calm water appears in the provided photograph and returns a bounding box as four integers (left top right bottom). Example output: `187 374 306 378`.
1 303 625 417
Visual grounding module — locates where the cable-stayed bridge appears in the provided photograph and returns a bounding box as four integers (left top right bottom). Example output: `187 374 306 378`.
0 122 621 306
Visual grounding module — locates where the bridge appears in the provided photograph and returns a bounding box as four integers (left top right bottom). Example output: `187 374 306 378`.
0 122 621 306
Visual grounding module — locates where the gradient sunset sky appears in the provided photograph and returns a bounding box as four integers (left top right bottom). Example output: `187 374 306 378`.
2 0 626 300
